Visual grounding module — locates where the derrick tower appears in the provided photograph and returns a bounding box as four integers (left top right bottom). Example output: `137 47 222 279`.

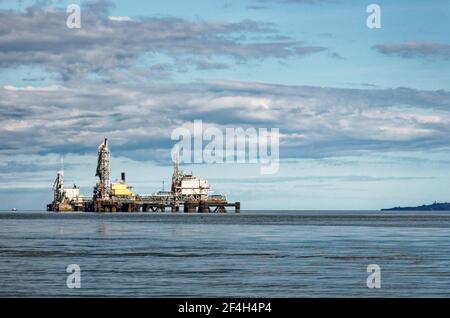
95 138 111 200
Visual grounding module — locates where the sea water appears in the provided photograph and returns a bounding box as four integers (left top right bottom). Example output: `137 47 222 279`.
0 211 449 297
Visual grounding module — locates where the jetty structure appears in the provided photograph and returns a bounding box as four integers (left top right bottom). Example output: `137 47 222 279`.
47 138 240 213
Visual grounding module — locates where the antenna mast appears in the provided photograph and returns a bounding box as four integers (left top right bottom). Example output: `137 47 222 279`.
172 145 182 194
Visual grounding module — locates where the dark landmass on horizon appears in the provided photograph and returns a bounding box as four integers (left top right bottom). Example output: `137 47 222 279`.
382 202 450 211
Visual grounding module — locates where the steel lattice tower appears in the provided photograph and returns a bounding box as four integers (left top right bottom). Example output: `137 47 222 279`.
96 138 111 200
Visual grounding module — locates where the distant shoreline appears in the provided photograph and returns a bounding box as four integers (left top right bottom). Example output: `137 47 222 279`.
381 202 450 211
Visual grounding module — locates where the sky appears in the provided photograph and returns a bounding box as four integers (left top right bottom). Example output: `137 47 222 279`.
0 0 450 210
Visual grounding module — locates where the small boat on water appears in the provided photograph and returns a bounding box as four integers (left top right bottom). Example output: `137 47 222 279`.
11 208 17 212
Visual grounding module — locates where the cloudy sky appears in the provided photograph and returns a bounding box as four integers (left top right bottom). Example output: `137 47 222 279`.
1 0 450 210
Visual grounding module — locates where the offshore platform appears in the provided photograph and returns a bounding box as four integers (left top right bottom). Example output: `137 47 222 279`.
47 139 240 213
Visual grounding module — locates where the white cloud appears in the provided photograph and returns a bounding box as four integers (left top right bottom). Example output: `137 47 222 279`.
108 16 133 22
0 9 325 81
3 85 65 91
1 80 450 161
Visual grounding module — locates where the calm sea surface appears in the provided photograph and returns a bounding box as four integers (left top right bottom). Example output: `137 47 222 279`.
0 211 449 297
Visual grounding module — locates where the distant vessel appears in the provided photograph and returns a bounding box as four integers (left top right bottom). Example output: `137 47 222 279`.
11 208 17 212
381 202 450 211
